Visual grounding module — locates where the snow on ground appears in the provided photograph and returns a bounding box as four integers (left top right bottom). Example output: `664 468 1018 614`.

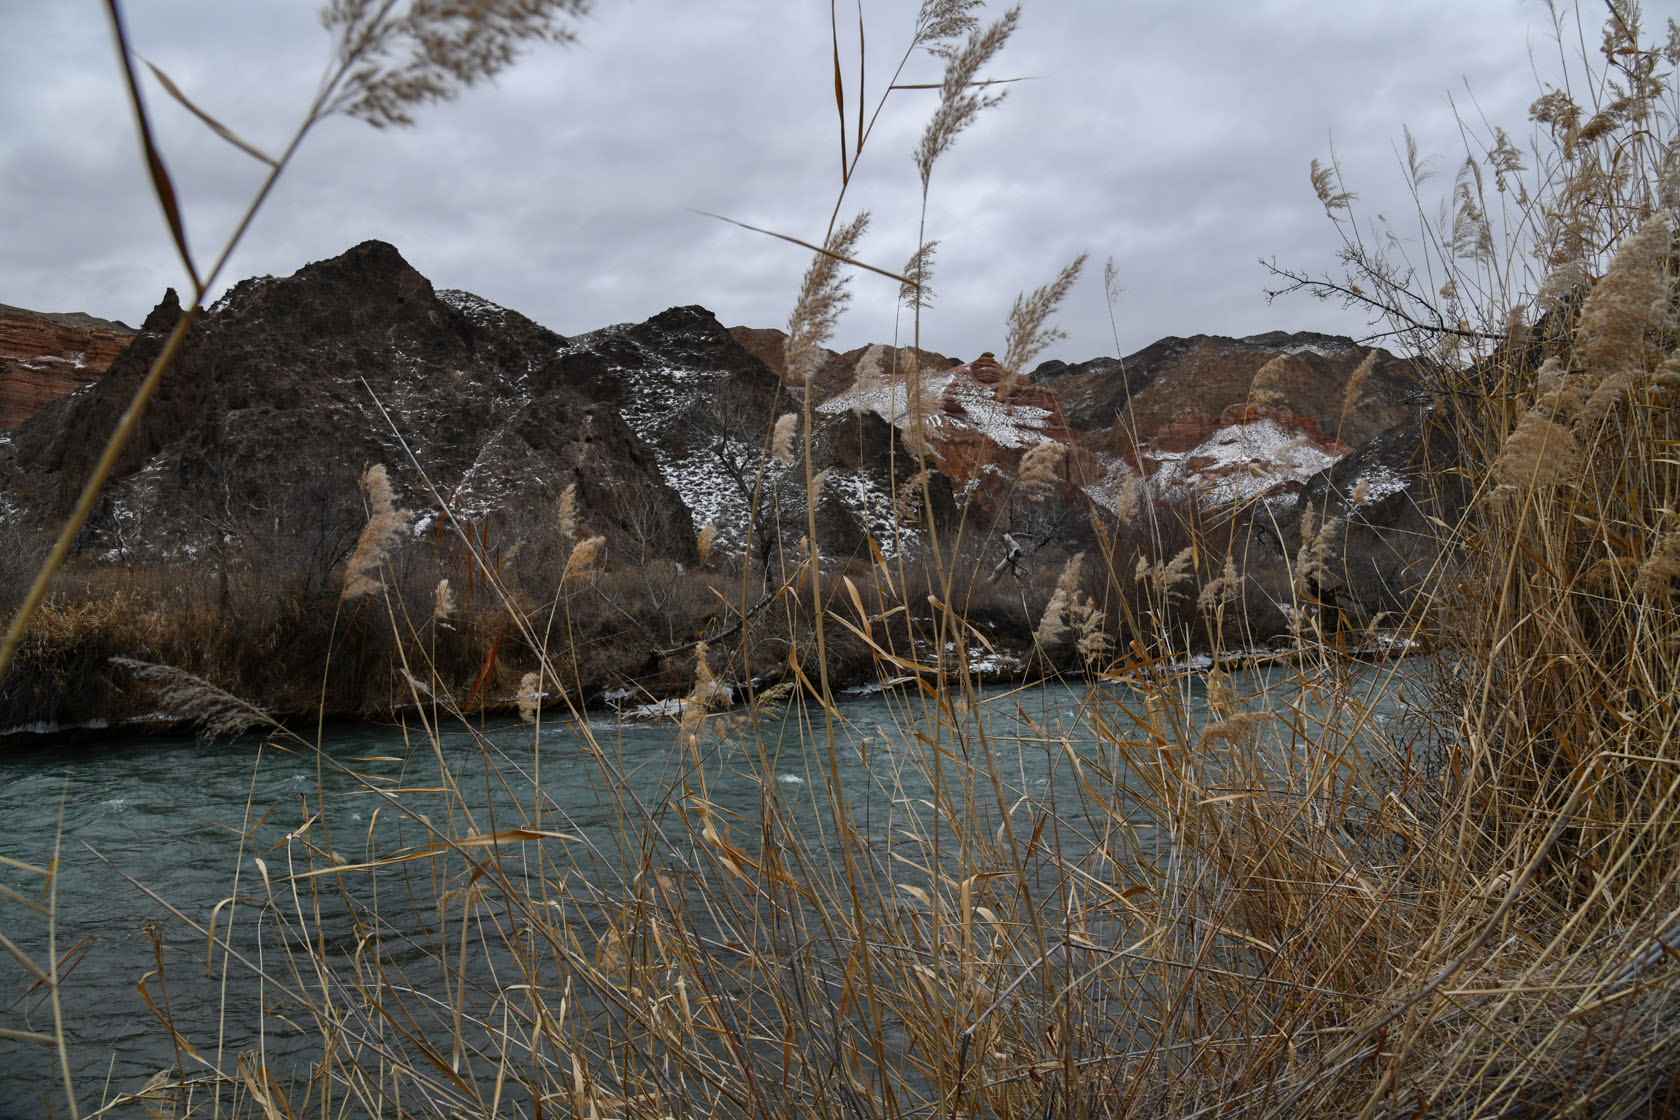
614 361 722 441
582 351 924 560
658 437 768 555
1240 334 1349 359
837 467 920 556
935 374 1055 448
207 275 276 316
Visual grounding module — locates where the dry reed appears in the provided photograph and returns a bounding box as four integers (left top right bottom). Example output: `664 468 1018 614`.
10 5 1680 1120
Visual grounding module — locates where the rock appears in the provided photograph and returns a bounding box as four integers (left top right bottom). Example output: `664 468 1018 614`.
0 303 135 430
1031 330 1423 511
0 241 694 581
810 347 1100 559
727 325 802 385
551 310 949 565
1260 406 1465 622
967 351 1004 385
139 289 183 335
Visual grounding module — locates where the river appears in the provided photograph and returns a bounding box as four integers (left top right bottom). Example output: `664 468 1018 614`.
0 663 1421 1117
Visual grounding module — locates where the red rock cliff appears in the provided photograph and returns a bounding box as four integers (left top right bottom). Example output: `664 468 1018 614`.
0 304 135 430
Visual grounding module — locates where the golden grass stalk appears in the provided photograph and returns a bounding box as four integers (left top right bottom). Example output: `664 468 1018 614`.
30 7 1680 1120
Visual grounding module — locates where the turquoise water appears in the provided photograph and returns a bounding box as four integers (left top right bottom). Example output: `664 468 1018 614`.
0 666 1420 1117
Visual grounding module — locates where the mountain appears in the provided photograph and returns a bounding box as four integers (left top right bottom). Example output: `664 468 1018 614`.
0 303 134 430
0 242 1446 734
1031 331 1423 508
3 242 694 579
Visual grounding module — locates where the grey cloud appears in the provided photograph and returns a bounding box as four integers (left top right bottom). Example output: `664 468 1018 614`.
2 0 1569 364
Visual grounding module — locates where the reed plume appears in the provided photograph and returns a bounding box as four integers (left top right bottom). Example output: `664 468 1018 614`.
342 463 410 600
1490 410 1581 492
431 577 455 623
1197 709 1272 749
1196 552 1242 612
915 7 1020 190
1034 552 1083 646
772 413 799 463
1016 439 1064 502
849 344 889 414
516 670 542 723
1338 350 1377 429
784 214 869 387
1635 521 1680 598
558 481 580 544
912 0 987 52
562 534 604 582
112 657 274 740
1248 353 1292 413
680 641 728 739
999 253 1087 390
1575 212 1674 373
1294 509 1343 592
321 0 595 128
1135 545 1195 602
893 467 930 525
1310 155 1356 213
900 240 939 312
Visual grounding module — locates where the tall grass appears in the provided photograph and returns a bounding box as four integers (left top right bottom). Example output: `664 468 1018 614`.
5 1 1680 1117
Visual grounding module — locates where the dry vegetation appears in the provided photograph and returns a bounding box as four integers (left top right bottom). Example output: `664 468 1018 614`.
5 1 1680 1117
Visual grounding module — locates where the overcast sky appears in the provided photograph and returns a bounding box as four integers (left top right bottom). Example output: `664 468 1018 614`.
2 1 1650 363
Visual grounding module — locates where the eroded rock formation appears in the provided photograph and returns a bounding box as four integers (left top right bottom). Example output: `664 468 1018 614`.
0 304 135 430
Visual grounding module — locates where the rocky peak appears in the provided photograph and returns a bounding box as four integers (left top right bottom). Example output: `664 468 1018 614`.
139 289 184 335
968 352 1004 384
0 241 694 575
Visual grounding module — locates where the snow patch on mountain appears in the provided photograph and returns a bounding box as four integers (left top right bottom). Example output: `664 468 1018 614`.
437 288 509 323
1349 464 1410 504
1284 340 1349 358
1146 418 1344 506
818 370 1056 449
